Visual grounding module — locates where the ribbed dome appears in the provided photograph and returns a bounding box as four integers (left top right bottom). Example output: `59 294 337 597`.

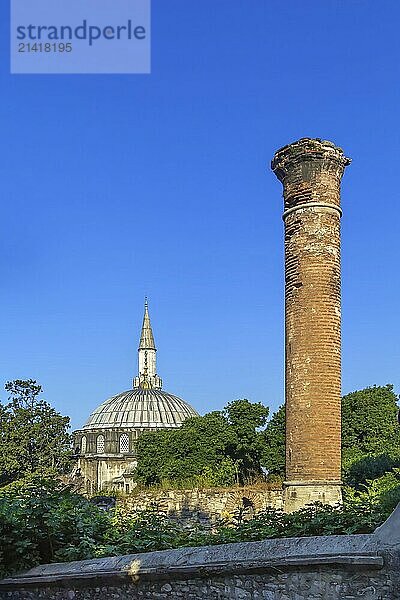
82 388 198 430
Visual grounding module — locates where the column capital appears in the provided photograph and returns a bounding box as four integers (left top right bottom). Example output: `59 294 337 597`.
271 138 351 183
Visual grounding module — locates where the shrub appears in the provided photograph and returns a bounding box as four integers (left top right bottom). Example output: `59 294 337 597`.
0 476 397 578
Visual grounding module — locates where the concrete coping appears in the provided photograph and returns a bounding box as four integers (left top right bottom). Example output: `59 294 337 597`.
0 534 383 590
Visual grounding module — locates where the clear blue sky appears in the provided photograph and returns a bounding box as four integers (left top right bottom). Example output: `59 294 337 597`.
1 1 399 430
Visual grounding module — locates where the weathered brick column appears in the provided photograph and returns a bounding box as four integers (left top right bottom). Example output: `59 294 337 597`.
271 138 351 511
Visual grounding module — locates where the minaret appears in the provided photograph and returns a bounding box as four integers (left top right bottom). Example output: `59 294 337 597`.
133 299 163 389
271 138 351 511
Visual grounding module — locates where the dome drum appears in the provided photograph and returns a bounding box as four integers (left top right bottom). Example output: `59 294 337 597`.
74 428 139 458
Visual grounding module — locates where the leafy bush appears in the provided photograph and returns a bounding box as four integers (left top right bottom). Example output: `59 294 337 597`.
343 451 400 487
343 470 400 517
1 475 397 579
0 476 110 577
135 399 269 487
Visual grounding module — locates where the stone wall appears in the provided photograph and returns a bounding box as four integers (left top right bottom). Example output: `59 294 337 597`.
2 503 400 599
120 485 283 525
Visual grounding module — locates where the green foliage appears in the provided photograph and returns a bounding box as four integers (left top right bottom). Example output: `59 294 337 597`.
104 505 192 555
135 399 268 487
0 380 72 485
223 399 269 481
259 385 400 486
2 383 400 579
201 459 237 487
342 385 400 484
261 404 285 479
342 384 400 455
281 501 377 537
343 452 400 487
210 501 383 545
343 470 400 517
135 411 234 487
0 476 110 577
2 476 395 578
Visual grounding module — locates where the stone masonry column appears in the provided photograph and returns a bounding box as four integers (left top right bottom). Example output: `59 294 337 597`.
271 138 351 511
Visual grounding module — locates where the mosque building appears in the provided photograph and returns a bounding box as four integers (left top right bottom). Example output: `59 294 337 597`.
74 300 198 494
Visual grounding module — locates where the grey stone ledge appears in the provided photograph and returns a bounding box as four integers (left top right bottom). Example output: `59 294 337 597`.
0 534 383 590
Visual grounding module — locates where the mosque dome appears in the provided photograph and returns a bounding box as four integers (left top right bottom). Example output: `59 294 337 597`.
82 387 198 430
74 299 199 494
80 297 198 434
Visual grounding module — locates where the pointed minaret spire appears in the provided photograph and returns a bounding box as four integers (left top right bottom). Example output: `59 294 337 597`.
139 297 156 351
133 299 162 389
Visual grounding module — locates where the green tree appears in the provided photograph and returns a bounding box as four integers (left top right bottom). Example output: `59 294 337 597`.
342 385 400 484
224 399 269 482
0 380 72 485
342 384 400 455
135 399 268 487
261 404 285 479
135 411 236 487
259 385 400 485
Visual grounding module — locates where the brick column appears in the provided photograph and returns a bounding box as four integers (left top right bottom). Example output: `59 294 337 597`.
271 138 351 511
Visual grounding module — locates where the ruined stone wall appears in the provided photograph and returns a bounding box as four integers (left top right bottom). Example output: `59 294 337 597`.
120 485 283 525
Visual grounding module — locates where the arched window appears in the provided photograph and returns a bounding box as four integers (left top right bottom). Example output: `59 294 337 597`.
119 434 129 453
96 434 105 453
81 436 87 454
